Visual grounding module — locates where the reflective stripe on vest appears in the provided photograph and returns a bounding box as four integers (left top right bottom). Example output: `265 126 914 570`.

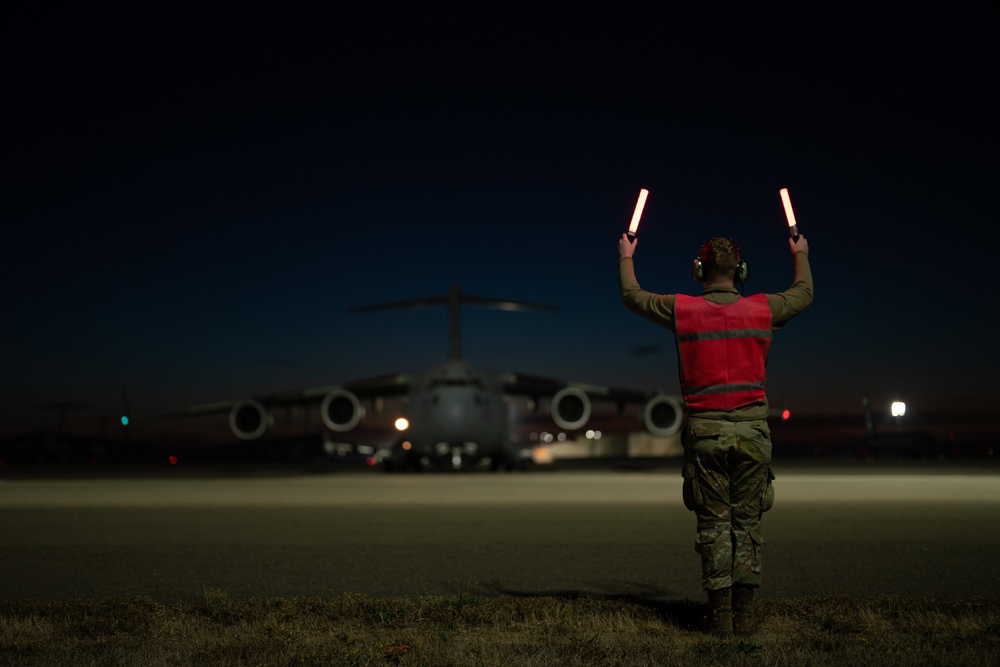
674 293 772 411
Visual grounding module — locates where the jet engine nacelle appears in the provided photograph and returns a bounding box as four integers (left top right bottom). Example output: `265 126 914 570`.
643 394 684 437
229 400 270 441
321 389 364 432
551 387 592 431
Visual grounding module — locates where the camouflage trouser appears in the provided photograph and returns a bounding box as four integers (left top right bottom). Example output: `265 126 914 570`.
682 417 773 591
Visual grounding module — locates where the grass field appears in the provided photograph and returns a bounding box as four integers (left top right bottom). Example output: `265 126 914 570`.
2 591 998 666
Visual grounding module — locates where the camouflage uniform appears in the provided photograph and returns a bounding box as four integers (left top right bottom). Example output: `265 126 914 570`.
683 417 773 590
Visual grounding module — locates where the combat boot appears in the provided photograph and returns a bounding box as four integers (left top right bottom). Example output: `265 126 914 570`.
733 584 755 635
706 587 733 638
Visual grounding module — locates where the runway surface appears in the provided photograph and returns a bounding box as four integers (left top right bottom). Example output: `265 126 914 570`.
3 466 1000 603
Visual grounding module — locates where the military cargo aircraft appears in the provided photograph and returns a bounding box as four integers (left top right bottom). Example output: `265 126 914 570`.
132 284 683 471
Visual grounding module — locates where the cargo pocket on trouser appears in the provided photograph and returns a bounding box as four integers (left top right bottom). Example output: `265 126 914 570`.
696 527 731 590
682 457 702 511
761 468 775 512
735 528 765 586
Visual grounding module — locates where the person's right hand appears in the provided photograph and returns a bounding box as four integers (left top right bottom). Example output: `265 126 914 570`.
619 233 637 259
790 235 809 255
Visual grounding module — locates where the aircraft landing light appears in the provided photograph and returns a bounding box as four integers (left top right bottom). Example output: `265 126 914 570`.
395 417 410 431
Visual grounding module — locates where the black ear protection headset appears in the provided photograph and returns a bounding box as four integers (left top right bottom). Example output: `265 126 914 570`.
691 237 748 284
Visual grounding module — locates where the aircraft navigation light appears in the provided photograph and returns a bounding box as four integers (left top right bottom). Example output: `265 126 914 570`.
395 417 410 431
781 409 791 421
627 188 649 241
891 401 906 417
168 455 178 465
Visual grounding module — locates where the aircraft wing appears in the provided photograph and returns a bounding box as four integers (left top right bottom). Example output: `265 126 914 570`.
127 373 412 441
266 374 411 402
502 372 683 436
502 372 648 402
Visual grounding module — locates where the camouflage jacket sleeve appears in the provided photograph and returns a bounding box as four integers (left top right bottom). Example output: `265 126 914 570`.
767 251 813 329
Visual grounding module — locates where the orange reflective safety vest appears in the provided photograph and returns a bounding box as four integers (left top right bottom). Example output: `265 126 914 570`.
674 293 772 411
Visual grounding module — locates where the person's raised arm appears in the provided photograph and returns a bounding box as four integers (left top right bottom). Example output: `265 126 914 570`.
769 234 813 327
618 233 676 329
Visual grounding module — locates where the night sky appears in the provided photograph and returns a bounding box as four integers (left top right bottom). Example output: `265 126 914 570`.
3 6 996 443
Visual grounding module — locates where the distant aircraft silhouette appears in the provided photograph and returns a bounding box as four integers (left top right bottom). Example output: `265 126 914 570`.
131 283 683 471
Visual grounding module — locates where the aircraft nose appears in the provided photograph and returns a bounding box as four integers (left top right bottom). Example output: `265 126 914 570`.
440 392 474 422
432 390 481 435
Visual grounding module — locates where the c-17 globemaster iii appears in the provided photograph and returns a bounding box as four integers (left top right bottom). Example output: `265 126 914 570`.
131 284 683 471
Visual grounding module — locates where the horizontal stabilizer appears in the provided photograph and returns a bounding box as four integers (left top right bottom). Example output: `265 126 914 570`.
351 282 557 360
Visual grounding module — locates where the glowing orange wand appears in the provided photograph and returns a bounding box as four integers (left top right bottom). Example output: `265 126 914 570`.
779 187 799 241
626 188 649 241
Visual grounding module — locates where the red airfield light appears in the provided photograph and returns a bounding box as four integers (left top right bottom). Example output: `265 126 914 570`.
626 188 649 241
168 455 179 465
779 188 799 241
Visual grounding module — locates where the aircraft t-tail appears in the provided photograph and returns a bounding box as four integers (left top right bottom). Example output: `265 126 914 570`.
130 283 684 471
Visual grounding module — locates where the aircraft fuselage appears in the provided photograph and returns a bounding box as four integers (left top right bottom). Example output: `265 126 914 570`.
395 360 513 469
